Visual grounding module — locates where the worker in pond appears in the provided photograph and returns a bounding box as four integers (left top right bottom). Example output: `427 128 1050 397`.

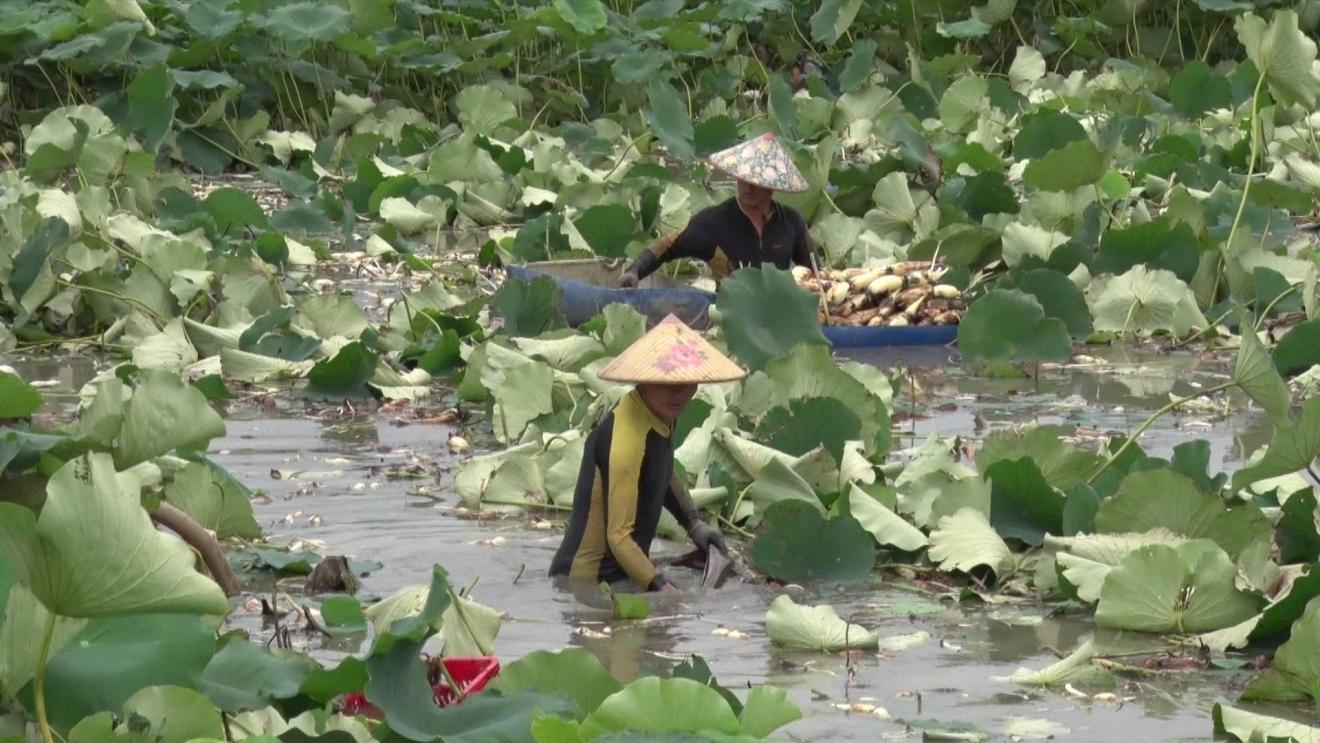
619 132 814 288
549 315 744 592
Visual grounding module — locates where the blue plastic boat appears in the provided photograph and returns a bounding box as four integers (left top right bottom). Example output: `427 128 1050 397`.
505 261 957 348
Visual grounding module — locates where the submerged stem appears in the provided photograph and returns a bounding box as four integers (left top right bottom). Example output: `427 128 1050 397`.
1086 379 1238 484
35 612 57 743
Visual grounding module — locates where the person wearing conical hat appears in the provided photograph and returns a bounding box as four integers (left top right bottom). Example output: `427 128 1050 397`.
619 132 814 288
549 315 745 592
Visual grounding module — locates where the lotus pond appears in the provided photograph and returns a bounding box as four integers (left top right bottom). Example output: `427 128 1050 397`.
4 0 1320 742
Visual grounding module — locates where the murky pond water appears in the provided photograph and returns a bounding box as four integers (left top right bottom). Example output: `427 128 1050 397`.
6 339 1293 741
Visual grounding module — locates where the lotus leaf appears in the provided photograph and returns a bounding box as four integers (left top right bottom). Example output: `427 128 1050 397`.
1235 10 1320 109
841 483 927 552
765 594 877 651
716 266 828 373
1089 265 1206 337
744 458 822 523
0 373 42 419
305 342 378 399
1004 640 1111 687
1212 704 1320 743
645 80 694 160
750 500 873 583
198 640 315 711
489 649 622 721
1094 468 1270 559
120 686 225 743
976 427 1101 490
1277 490 1320 564
1024 139 1105 193
956 289 1071 364
0 452 228 617
1273 318 1320 377
1234 323 1294 429
1096 540 1260 633
162 459 259 541
580 677 741 739
0 585 85 701
1233 397 1320 491
928 508 1015 576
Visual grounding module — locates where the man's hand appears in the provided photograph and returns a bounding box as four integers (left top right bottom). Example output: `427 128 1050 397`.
690 522 728 556
619 271 639 288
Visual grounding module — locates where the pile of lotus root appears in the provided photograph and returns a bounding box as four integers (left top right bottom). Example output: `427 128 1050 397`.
791 261 966 327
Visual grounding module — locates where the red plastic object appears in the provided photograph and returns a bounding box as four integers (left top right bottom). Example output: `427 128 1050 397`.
340 656 501 718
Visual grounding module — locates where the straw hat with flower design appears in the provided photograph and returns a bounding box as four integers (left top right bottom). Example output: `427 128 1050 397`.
598 314 746 384
706 132 809 193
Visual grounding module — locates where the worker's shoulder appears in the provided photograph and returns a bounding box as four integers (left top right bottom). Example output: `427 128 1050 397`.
775 202 808 229
689 197 740 226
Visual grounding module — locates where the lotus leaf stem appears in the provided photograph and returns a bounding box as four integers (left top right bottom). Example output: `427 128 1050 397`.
1254 285 1301 331
1086 379 1238 485
1224 74 1267 259
446 584 492 656
151 502 242 597
35 612 56 743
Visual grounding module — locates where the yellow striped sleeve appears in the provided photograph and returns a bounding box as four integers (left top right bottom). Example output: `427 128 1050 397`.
605 416 660 588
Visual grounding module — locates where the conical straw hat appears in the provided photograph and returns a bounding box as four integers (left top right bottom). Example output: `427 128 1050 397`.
706 132 809 193
598 314 746 384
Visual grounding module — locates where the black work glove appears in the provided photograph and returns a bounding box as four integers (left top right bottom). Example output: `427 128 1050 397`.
689 521 728 556
648 573 677 592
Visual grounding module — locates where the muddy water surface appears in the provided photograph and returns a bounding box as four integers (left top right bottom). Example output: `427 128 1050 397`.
4 346 1288 741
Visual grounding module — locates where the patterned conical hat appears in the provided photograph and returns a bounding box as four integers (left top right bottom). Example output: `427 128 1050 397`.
598 314 746 384
706 132 809 193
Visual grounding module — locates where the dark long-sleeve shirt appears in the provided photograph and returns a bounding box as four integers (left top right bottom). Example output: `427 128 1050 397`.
639 197 813 282
549 391 700 589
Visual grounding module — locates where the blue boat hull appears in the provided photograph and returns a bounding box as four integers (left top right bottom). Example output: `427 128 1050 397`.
505 264 956 348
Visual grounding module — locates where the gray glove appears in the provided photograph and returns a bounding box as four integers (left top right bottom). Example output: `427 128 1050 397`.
690 521 728 556
619 271 639 288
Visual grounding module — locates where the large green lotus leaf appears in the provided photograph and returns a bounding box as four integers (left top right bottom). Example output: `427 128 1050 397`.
1274 318 1320 377
738 685 801 738
927 475 993 527
511 334 607 372
1089 265 1205 337
1242 596 1320 702
199 640 315 711
574 205 635 259
489 361 555 445
767 74 797 141
738 344 890 456
1006 269 1092 339
132 318 199 374
117 369 226 468
765 594 877 651
1212 704 1320 743
645 80 694 161
1235 325 1295 430
580 677 740 739
220 348 314 383
751 501 873 583
553 0 607 34
937 75 988 133
1235 10 1320 109
1094 219 1199 283
493 276 566 338
1000 222 1067 268
0 372 42 418
38 614 215 730
976 427 1101 490
601 303 646 355
305 342 378 399
1048 529 1187 603
1012 111 1087 160
809 0 862 44
259 1 352 41
1253 564 1320 641
1169 60 1232 118
841 483 927 552
985 457 1066 546
716 266 828 372
438 593 501 658
295 294 369 341
1277 490 1320 564
0 453 229 618
756 397 859 463
0 585 85 700
929 508 1014 576
745 458 823 524
120 686 224 743
1233 397 1320 491
1094 469 1270 559
1024 139 1105 193
488 649 622 721
957 289 1071 364
379 197 437 235
456 85 518 132
1095 541 1260 633
369 633 574 743
1003 640 1111 687
163 459 259 540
